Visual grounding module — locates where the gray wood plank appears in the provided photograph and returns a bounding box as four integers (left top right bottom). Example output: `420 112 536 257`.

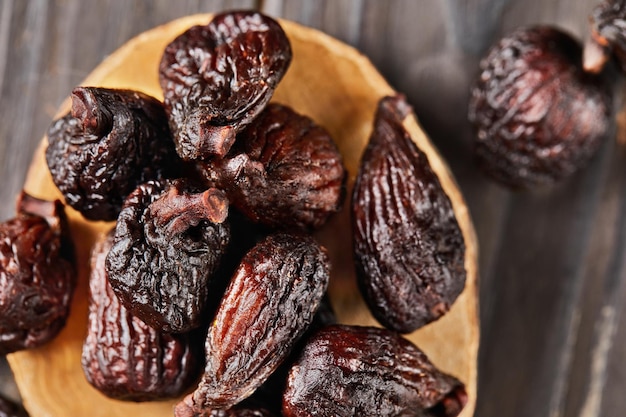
263 0 364 47
475 138 613 417
560 120 626 417
444 0 512 54
0 0 50 220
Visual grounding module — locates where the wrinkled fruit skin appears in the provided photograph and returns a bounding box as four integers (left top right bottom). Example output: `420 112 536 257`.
82 231 202 401
0 193 74 355
282 325 467 417
106 179 230 333
589 0 626 71
159 11 292 160
207 409 275 417
468 26 612 188
247 294 338 415
174 403 277 417
46 87 180 221
176 233 330 415
352 95 466 333
198 104 346 231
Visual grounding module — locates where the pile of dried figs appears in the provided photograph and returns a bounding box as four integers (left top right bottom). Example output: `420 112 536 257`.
468 0 626 189
0 10 470 417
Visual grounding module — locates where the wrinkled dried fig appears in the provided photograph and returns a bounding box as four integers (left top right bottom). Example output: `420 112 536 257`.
283 325 467 417
159 11 292 160
197 103 346 230
106 179 230 333
46 87 180 221
468 26 612 188
0 192 74 354
176 233 330 414
82 231 202 401
352 95 465 333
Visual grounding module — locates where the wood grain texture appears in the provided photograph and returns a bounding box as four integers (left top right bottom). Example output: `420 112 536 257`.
6 14 478 417
1 1 626 417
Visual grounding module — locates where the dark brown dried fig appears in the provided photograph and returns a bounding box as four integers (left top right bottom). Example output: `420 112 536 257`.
175 404 276 417
197 103 346 231
282 325 467 417
245 294 338 416
106 179 230 333
45 87 180 221
176 233 330 415
352 95 465 333
82 231 202 401
0 192 74 355
468 26 612 188
159 11 292 160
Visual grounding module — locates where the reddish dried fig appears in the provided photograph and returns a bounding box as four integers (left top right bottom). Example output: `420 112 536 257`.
282 325 467 417
245 294 338 415
0 192 74 354
176 233 330 414
468 26 612 188
159 11 292 160
352 95 465 333
198 103 346 231
82 231 202 401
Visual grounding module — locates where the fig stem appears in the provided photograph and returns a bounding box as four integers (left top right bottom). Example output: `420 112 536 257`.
149 187 229 235
583 34 610 74
16 192 61 229
428 385 468 417
71 87 113 135
379 94 411 121
173 394 198 417
199 121 236 157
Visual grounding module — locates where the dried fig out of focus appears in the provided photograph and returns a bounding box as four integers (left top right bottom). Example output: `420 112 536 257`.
468 26 612 189
159 11 292 160
0 192 74 354
45 87 180 221
197 104 346 231
82 231 202 401
282 325 467 417
586 0 626 73
176 233 330 415
106 179 230 333
352 95 466 333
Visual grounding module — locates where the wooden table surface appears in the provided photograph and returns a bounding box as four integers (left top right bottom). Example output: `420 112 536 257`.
0 1 623 416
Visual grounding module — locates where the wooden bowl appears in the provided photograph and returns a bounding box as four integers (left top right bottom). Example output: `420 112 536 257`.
8 14 479 417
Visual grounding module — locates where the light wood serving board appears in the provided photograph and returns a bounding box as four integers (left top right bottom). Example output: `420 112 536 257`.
8 14 479 417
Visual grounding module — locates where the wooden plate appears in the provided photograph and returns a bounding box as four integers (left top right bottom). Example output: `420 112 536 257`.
8 14 479 417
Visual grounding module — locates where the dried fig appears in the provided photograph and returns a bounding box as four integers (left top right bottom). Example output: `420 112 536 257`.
352 95 465 333
45 87 180 221
0 192 74 354
82 231 202 401
106 179 230 333
197 103 346 231
159 11 292 160
282 325 467 417
468 26 612 188
176 233 330 414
